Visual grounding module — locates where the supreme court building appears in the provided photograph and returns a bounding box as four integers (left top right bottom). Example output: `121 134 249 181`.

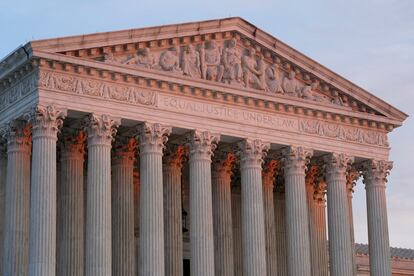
0 17 408 276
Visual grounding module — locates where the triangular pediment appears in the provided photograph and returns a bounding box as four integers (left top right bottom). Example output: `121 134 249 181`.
3 17 408 125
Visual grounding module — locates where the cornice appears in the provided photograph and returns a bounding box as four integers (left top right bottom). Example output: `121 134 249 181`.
29 50 399 133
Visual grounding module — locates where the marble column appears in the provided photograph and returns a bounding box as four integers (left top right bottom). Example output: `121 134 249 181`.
28 106 66 276
188 130 219 276
313 181 329 276
305 165 319 276
274 189 287 276
84 114 119 276
0 139 6 275
239 139 269 276
133 170 140 275
57 131 86 276
212 151 235 276
138 122 171 276
362 160 393 276
262 160 278 276
163 145 186 276
346 168 359 276
325 153 354 276
112 137 136 276
282 146 313 276
231 183 242 276
2 121 31 276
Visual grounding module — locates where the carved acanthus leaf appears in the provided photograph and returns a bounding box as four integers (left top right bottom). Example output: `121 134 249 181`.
213 151 236 178
238 139 270 168
187 130 220 160
27 105 67 138
137 122 171 153
324 153 354 176
281 146 313 173
262 159 280 187
164 144 187 170
84 114 119 145
361 159 393 185
60 130 86 158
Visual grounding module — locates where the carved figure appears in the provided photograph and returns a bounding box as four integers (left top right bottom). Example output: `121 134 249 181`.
301 80 331 103
200 41 223 82
222 38 243 85
331 90 344 106
265 63 284 93
282 71 302 97
182 44 201 78
125 47 155 69
104 53 117 64
241 48 265 90
159 46 181 72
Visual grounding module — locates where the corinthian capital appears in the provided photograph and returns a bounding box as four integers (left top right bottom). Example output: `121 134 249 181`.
305 165 319 187
137 122 171 154
84 114 120 146
213 151 236 179
163 144 187 170
28 105 67 139
1 120 32 152
324 153 354 176
281 146 313 173
60 130 86 159
361 159 393 186
313 180 327 204
188 130 220 161
346 167 359 194
112 136 137 165
262 160 279 187
238 139 270 169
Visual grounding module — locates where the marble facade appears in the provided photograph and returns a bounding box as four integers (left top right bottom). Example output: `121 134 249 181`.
0 17 408 276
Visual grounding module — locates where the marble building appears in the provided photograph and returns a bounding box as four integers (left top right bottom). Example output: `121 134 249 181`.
0 17 408 276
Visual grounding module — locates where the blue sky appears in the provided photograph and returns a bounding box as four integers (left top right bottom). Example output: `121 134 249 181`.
1 0 413 248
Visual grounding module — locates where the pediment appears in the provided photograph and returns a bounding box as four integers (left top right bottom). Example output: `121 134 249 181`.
1 17 408 126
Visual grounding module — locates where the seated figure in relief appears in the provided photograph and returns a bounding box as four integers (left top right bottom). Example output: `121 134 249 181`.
182 44 201 78
282 71 302 97
331 90 345 106
159 46 181 72
241 48 265 90
265 63 284 93
301 80 331 103
222 38 243 85
200 40 223 82
124 47 156 69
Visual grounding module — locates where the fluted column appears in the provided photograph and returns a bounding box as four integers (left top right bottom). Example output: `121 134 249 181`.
28 105 66 276
188 130 220 276
346 168 359 276
212 151 235 276
84 114 119 276
239 139 269 276
282 146 313 276
0 139 6 274
112 137 136 276
57 131 86 276
362 160 393 276
305 165 319 276
262 160 279 276
2 121 31 276
138 122 171 276
163 145 186 276
325 153 354 276
314 181 329 276
133 170 140 275
274 189 287 276
231 183 242 276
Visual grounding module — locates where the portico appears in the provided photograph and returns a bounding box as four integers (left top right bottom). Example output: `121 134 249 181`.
0 17 407 276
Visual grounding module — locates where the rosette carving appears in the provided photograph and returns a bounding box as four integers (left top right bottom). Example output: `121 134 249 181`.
84 114 120 145
238 139 270 169
188 130 220 161
361 159 393 186
281 146 313 173
137 122 171 154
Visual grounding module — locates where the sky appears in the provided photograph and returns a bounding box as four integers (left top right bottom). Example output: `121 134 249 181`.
1 0 413 248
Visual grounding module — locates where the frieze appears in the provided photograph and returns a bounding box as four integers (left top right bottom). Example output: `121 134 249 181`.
0 72 37 111
38 71 157 106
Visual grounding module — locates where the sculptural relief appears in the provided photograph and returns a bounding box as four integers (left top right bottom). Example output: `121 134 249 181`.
182 45 201 78
265 63 284 94
282 71 302 97
200 41 223 82
222 39 242 85
241 48 265 90
301 80 330 103
124 47 156 69
159 46 181 72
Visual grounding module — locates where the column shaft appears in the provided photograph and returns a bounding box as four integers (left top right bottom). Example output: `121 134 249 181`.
57 132 85 276
163 146 185 276
282 146 312 276
274 191 287 276
0 142 6 276
2 123 31 276
239 139 269 276
347 169 358 276
138 123 171 276
362 160 392 276
314 182 329 276
85 114 118 276
112 138 136 276
189 131 219 276
28 106 66 276
212 152 235 276
231 186 242 276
